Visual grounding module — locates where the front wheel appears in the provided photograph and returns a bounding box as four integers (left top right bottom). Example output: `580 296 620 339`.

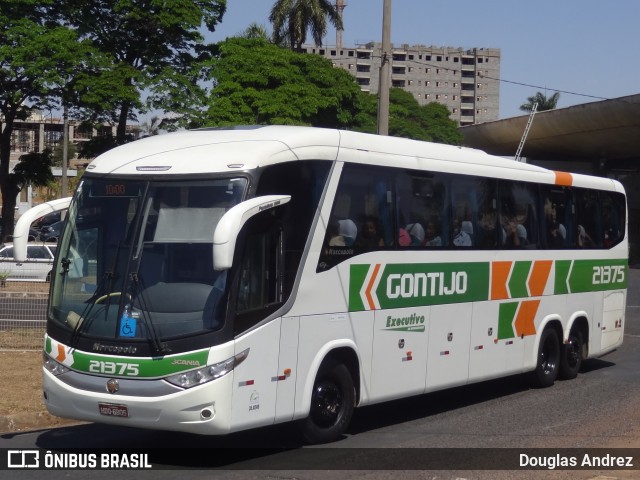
531 327 560 388
299 359 355 444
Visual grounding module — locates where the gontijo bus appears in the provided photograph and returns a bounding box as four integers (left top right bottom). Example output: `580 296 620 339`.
14 126 627 443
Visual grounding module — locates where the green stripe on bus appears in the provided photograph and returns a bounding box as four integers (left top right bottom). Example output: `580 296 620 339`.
509 261 532 298
349 262 490 311
349 264 371 311
554 259 627 294
498 302 518 340
350 258 627 312
69 349 211 378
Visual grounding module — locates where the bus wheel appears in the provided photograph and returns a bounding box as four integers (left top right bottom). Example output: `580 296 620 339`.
559 329 584 380
531 327 560 388
300 359 355 444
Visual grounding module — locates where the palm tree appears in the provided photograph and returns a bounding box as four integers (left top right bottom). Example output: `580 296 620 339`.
269 0 344 50
520 91 561 112
240 22 270 41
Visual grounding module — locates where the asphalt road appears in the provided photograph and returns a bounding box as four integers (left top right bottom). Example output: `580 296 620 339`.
2 271 639 479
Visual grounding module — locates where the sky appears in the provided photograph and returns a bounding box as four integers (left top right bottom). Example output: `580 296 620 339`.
205 0 640 119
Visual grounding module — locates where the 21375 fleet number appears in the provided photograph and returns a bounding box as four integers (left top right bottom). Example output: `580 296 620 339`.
88 360 140 376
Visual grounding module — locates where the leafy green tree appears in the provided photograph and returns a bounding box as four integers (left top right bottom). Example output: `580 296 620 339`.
354 89 463 145
52 142 78 167
269 0 343 50
161 38 362 130
0 0 93 239
5 149 55 210
520 91 560 112
57 0 227 145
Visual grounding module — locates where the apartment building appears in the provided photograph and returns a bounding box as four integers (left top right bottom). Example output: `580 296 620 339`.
303 42 501 126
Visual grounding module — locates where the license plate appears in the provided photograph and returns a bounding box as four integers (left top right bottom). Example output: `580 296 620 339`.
98 403 129 418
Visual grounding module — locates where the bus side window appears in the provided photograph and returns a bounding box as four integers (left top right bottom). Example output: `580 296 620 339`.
574 188 599 248
396 170 447 248
601 191 626 248
474 178 498 249
318 164 393 271
541 186 570 249
234 216 284 335
498 180 538 249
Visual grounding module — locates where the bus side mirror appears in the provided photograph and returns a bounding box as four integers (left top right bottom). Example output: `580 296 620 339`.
213 195 291 271
13 197 72 262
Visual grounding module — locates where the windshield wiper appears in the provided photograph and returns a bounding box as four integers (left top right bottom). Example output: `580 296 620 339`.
130 272 171 355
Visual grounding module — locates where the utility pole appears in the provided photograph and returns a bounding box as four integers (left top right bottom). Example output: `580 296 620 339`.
61 103 68 197
335 0 346 51
377 0 391 135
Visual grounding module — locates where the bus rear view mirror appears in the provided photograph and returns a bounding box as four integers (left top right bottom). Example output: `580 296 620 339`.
213 195 291 271
13 197 72 262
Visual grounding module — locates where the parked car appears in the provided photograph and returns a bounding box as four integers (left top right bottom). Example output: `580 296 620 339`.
32 210 62 231
39 220 64 243
0 243 57 282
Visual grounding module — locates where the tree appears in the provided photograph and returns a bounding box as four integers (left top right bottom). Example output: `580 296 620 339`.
57 0 227 145
5 149 55 210
354 89 463 145
0 1 93 239
241 22 270 41
161 38 362 130
520 91 561 112
269 0 343 50
52 141 77 167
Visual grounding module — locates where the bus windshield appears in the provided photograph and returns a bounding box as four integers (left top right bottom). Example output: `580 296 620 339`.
49 176 247 349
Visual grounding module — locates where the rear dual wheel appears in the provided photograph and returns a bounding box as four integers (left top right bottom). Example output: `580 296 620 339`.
559 329 584 380
531 328 561 388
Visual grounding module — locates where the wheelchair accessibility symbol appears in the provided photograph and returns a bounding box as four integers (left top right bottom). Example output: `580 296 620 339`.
119 315 137 338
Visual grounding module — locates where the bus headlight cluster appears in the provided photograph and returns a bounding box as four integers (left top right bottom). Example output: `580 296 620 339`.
43 353 70 376
165 348 249 389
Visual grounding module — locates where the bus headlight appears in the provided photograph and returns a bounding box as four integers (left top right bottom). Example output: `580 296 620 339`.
165 348 249 389
43 352 71 376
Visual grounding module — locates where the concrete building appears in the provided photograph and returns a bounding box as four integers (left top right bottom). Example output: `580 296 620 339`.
0 112 139 213
303 42 501 125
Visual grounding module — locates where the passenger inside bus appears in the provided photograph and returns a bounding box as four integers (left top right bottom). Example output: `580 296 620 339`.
452 219 473 247
405 222 425 246
329 218 358 247
424 221 442 247
358 216 385 249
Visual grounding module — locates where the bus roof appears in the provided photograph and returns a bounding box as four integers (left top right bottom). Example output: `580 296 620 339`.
86 126 623 193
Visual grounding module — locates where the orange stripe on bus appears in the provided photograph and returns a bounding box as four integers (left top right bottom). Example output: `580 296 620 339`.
56 344 66 363
514 300 540 337
554 171 573 186
528 260 552 297
491 261 512 300
365 263 382 310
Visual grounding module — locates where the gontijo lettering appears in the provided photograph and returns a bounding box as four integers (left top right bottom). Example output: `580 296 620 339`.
386 271 467 299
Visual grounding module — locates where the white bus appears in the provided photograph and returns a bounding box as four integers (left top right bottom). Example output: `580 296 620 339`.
15 126 627 444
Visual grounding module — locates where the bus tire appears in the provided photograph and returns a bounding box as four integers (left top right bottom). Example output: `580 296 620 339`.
300 359 355 444
531 327 560 388
559 329 584 380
